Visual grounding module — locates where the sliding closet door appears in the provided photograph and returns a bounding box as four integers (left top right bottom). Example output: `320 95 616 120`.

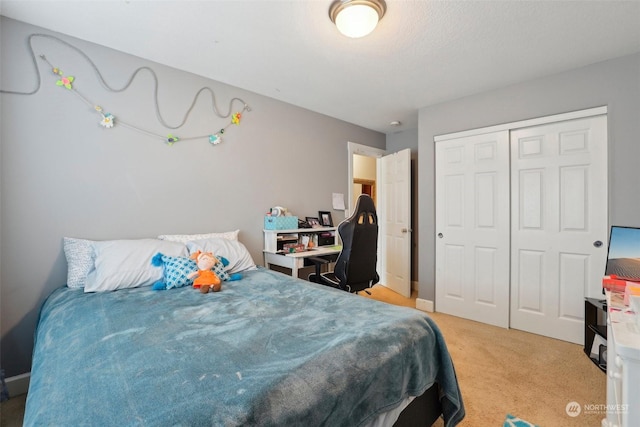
510 115 608 344
435 131 510 328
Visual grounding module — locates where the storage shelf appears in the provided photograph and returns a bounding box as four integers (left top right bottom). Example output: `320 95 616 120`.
264 227 337 254
588 323 607 339
584 297 607 372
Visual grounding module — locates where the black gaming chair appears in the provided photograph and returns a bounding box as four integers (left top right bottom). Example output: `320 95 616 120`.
309 194 379 293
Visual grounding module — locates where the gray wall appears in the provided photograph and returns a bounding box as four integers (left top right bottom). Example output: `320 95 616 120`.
0 17 385 377
418 52 640 302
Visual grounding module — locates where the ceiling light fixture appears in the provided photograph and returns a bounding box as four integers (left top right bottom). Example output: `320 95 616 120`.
329 0 387 38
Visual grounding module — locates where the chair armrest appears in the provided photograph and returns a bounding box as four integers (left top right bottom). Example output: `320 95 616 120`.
307 256 329 283
307 256 330 265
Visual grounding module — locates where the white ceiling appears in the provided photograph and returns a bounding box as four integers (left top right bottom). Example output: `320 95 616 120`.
2 0 640 134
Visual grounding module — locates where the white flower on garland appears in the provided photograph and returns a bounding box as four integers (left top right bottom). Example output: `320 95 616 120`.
100 113 115 128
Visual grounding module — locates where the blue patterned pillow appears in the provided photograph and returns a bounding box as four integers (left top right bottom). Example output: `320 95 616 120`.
151 253 230 290
152 253 197 290
210 256 231 282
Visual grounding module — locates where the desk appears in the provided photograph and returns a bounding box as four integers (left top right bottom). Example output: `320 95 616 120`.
603 290 640 427
263 246 342 278
263 227 339 278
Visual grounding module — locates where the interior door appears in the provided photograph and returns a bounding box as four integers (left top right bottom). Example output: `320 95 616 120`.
379 148 411 298
510 115 608 344
435 131 511 327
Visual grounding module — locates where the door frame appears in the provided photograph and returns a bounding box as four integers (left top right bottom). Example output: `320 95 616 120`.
347 142 386 217
347 142 386 289
434 106 608 143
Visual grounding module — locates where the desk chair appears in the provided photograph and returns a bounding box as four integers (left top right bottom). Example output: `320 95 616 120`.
309 194 379 293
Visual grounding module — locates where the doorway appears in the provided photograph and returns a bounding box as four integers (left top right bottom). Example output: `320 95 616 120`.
347 142 412 298
354 179 376 201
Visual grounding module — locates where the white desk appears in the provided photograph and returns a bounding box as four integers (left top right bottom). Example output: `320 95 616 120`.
263 246 342 279
263 226 339 278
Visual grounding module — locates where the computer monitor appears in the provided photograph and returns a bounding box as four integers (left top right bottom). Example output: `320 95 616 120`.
605 226 640 281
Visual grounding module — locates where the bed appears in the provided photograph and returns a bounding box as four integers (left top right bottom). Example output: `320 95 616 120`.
24 234 464 426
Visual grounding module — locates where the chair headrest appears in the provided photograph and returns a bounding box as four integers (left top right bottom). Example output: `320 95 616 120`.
347 194 377 226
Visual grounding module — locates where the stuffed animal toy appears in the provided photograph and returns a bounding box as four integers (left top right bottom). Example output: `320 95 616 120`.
189 251 221 293
151 252 241 291
188 251 242 292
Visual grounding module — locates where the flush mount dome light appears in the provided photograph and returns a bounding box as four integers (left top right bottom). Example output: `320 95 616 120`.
329 0 387 38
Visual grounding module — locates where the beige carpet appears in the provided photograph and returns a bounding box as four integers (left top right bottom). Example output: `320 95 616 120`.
362 284 607 427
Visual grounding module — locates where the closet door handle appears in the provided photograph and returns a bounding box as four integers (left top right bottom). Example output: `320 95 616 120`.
437 233 443 238
593 240 603 248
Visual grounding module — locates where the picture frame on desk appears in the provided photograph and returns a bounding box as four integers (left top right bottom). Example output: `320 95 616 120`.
319 211 333 227
306 217 321 228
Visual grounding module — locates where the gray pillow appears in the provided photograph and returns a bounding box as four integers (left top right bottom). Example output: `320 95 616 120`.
63 237 96 288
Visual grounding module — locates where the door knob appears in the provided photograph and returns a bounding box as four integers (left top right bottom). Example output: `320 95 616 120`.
401 228 412 233
437 233 443 238
593 240 603 248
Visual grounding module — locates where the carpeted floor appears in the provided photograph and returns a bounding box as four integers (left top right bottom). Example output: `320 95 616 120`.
363 284 607 427
0 394 25 427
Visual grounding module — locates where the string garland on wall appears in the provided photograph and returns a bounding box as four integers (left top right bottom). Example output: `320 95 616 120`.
0 33 251 146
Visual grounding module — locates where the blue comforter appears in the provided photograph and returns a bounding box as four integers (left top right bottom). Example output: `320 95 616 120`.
25 267 464 426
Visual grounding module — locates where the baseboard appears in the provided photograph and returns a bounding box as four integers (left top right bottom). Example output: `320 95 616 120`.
7 373 30 397
412 280 419 292
415 298 434 312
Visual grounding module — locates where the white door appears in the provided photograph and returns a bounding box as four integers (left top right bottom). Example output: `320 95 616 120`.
379 149 411 298
510 115 608 344
435 132 511 327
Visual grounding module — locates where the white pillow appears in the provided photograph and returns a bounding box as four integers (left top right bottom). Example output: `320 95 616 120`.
186 238 256 274
63 237 96 288
84 239 187 293
158 229 239 243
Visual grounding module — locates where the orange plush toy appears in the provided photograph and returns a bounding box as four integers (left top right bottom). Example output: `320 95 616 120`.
188 251 222 293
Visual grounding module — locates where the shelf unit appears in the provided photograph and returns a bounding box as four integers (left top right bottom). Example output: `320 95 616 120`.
584 297 607 372
263 227 340 279
263 227 337 253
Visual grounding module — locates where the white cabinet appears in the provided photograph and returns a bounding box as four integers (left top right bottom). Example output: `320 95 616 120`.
603 291 640 427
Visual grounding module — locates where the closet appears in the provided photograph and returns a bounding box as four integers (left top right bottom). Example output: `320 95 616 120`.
435 107 608 344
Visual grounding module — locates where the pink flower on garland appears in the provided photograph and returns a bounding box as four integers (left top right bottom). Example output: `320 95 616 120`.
56 75 75 89
232 112 241 125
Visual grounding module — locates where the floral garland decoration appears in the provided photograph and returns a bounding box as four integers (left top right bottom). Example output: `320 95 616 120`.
44 56 249 146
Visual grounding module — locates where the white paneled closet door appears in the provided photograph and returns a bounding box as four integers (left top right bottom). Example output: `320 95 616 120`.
510 115 608 344
435 131 511 328
434 107 609 344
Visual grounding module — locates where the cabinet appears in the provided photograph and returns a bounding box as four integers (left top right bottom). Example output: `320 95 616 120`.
602 291 640 427
584 297 607 372
263 227 339 279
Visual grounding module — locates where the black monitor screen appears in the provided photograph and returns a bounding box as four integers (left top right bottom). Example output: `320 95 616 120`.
605 226 640 281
